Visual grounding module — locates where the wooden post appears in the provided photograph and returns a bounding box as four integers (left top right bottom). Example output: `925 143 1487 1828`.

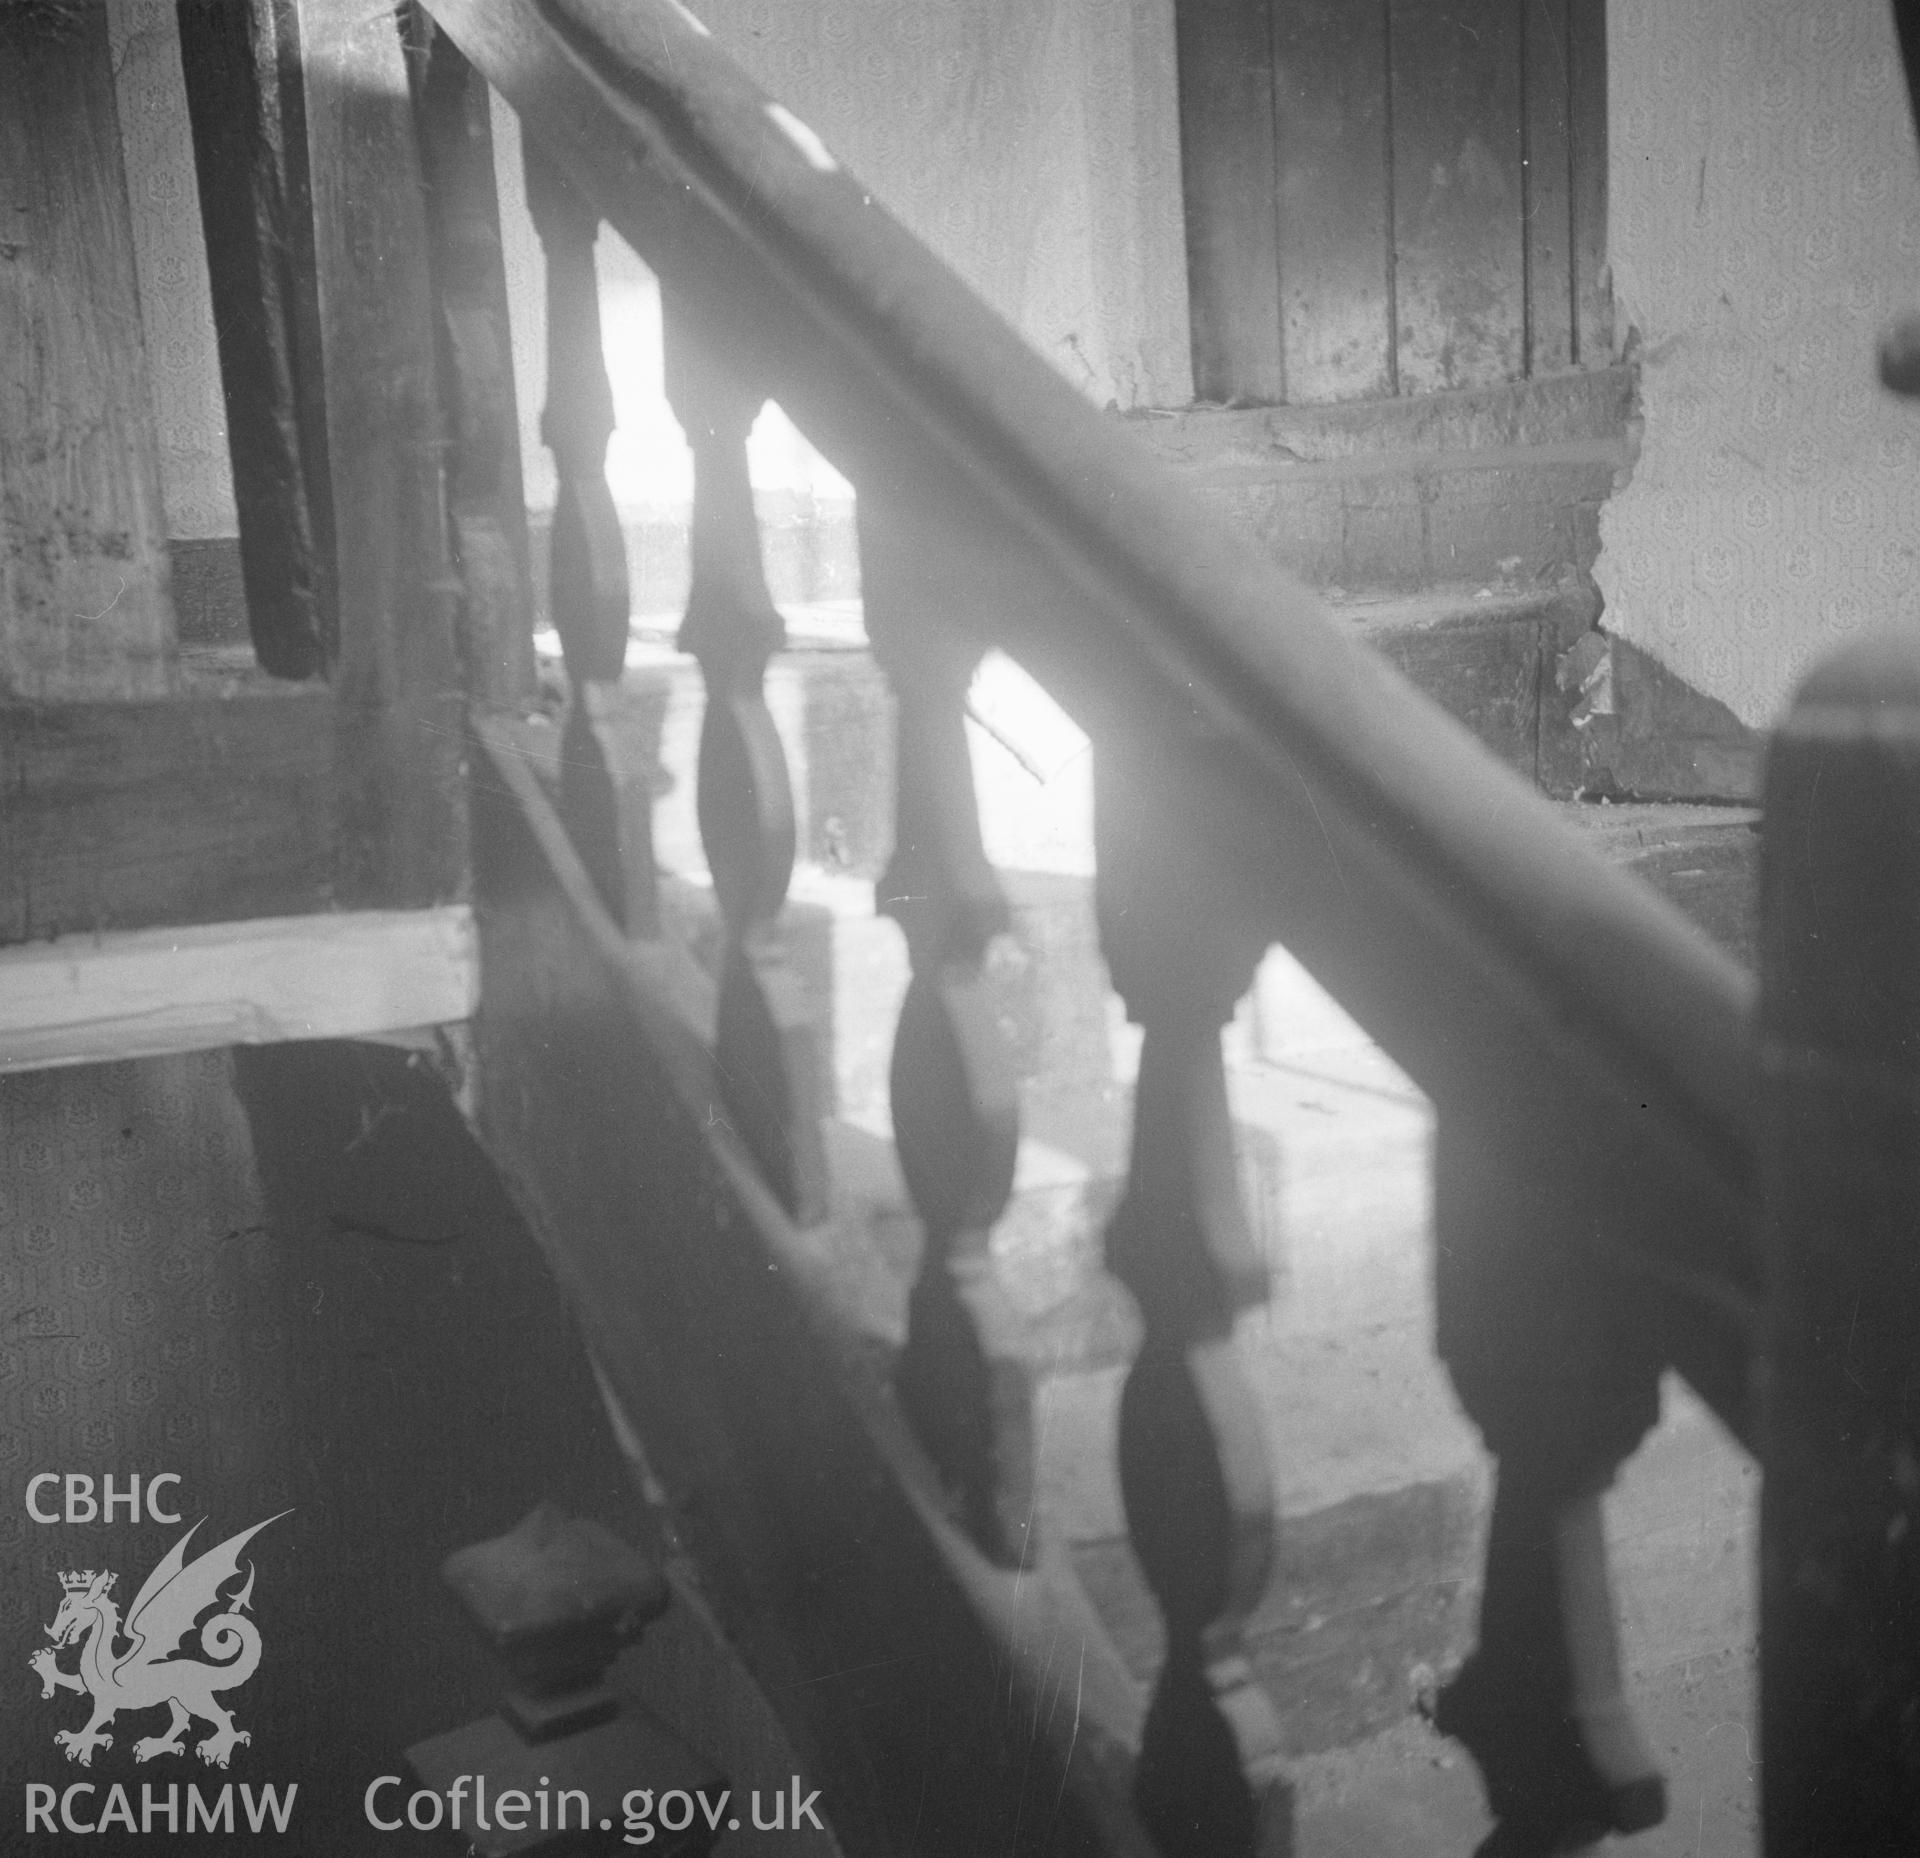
1759 625 1920 1855
289 0 464 905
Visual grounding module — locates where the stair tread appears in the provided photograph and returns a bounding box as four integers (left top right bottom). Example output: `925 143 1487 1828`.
1560 801 1760 967
1328 584 1578 636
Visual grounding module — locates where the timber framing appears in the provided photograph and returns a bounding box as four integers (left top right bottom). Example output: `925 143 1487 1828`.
0 905 476 1074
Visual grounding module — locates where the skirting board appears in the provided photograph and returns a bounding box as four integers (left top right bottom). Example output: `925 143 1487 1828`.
0 906 477 1074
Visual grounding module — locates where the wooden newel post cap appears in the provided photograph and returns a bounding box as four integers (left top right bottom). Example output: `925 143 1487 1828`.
443 1503 669 1701
412 1507 723 1848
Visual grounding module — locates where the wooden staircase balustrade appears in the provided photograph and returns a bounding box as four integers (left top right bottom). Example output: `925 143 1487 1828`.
664 313 828 1225
33 0 1920 1843
422 0 1755 1438
467 708 1158 1858
404 2 1779 1853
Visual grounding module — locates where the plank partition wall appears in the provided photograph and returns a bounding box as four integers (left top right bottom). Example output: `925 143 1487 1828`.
1175 0 1609 404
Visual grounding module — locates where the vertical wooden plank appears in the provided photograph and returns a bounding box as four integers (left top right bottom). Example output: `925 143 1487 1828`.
292 0 464 905
1389 0 1527 395
1271 0 1394 403
1759 628 1920 1858
1567 0 1611 366
1175 0 1284 403
0 2 176 699
176 0 333 680
1523 0 1575 375
271 0 337 612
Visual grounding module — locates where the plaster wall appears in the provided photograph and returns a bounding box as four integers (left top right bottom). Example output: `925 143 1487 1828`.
685 0 1191 414
1598 0 1920 728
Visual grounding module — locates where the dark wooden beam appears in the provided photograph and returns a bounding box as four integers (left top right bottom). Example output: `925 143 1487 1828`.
176 0 334 680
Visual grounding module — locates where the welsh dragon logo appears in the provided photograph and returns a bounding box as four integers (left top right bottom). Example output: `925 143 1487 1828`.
28 1512 288 1769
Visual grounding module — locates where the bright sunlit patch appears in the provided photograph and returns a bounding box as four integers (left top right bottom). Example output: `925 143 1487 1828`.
592 275 853 507
749 401 854 500
964 652 1092 876
765 103 839 174
662 0 712 35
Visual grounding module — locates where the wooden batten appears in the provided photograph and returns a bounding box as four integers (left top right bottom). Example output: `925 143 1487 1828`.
0 906 476 1074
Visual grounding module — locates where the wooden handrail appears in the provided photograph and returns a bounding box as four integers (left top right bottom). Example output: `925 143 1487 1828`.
425 0 1756 1431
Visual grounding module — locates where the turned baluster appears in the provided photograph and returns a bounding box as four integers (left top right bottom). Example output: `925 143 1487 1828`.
861 498 1029 1567
663 311 827 1224
1431 1134 1667 1856
524 139 655 933
404 11 537 711
1096 740 1290 1857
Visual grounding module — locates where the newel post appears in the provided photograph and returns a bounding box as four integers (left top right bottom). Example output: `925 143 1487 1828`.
1759 627 1920 1855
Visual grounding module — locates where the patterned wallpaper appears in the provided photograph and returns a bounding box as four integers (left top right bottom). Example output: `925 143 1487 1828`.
1599 0 1920 727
